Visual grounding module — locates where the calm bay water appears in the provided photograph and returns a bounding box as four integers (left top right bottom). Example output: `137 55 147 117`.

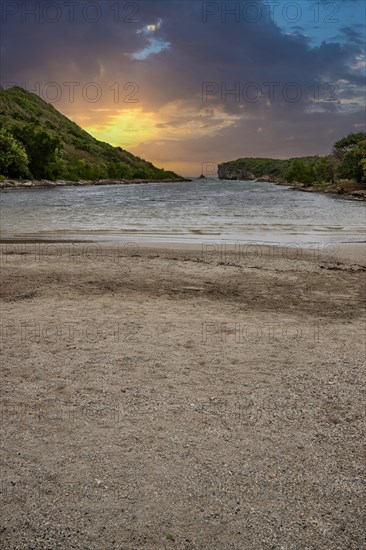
0 179 365 244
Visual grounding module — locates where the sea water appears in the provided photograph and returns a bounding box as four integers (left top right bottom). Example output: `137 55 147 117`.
1 179 365 245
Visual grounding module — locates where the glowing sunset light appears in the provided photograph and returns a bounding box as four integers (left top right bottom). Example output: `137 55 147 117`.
84 109 158 149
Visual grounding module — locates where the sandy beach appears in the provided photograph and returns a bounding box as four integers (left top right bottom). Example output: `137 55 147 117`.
1 242 365 549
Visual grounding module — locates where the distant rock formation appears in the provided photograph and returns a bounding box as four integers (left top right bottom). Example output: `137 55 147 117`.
218 163 255 180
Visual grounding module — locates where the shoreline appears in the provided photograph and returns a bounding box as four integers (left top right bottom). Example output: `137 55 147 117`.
0 177 192 189
216 177 366 201
285 182 366 201
1 239 365 265
259 179 366 201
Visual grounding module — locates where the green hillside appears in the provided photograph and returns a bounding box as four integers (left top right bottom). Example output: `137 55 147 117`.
0 87 181 181
218 156 335 183
218 133 366 186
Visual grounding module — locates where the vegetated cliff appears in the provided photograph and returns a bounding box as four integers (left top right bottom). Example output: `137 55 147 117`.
0 86 184 184
218 143 366 200
218 157 318 182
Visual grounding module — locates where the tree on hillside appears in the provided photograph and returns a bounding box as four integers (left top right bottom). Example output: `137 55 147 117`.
313 156 335 183
283 159 316 185
0 129 30 178
333 132 366 159
13 124 63 180
333 132 366 183
361 158 366 180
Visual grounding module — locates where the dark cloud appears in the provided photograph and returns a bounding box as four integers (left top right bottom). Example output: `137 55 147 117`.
339 26 365 44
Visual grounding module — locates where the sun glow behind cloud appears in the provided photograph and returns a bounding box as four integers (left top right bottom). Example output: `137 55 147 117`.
84 109 158 149
82 100 241 152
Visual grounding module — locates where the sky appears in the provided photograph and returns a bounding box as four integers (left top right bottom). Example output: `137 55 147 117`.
1 0 365 175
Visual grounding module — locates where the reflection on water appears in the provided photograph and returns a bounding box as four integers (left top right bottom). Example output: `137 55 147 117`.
0 179 365 244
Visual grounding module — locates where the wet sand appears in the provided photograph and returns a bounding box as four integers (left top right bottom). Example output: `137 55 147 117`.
1 242 365 549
